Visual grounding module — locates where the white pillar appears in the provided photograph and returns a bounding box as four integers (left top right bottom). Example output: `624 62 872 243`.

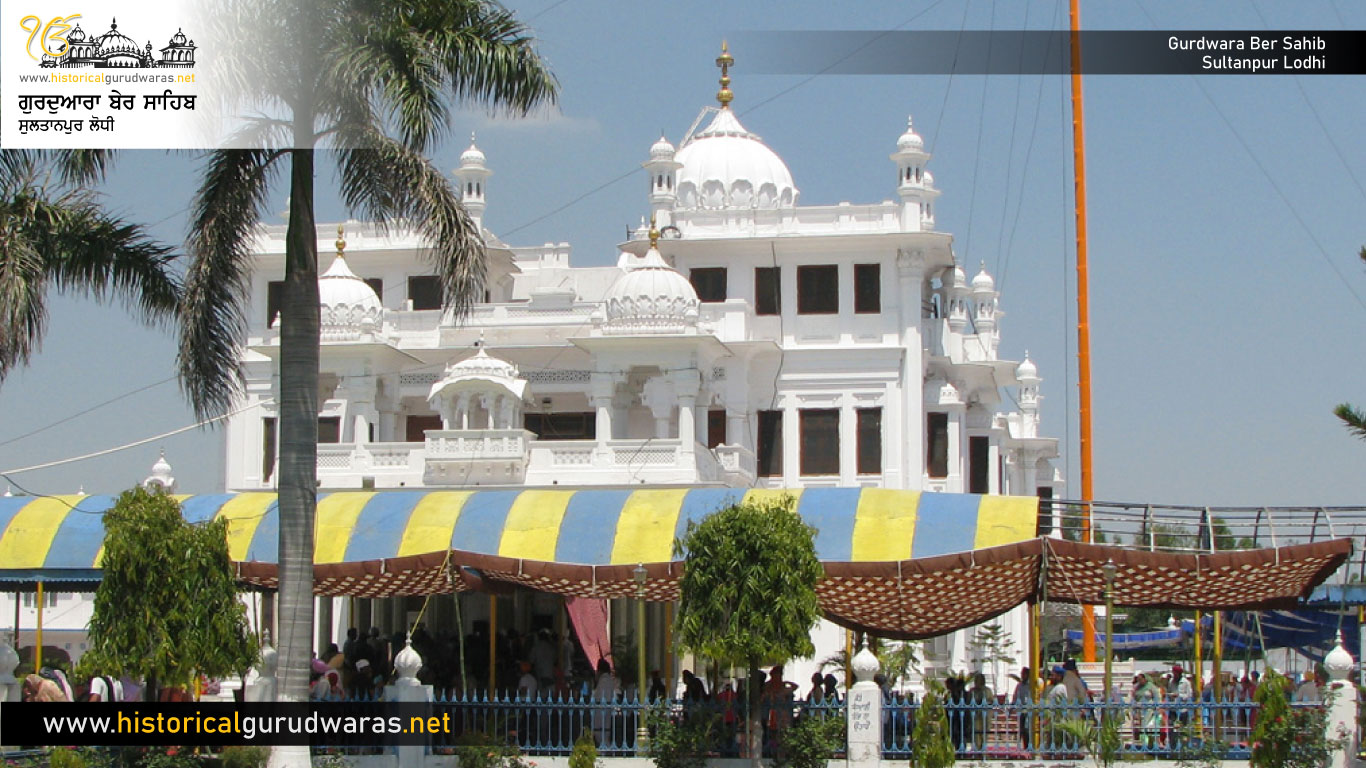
244 634 278 702
947 408 964 491
1324 631 1358 768
839 401 857 484
456 392 470 430
897 251 925 490
387 641 433 768
782 405 800 484
0 636 19 703
847 641 882 768
591 371 616 454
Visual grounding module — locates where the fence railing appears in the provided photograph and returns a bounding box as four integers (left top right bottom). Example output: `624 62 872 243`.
407 691 1283 760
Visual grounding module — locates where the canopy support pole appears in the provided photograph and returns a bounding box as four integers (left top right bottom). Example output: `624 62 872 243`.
1192 609 1203 699
13 589 18 650
35 581 43 671
664 601 674 687
488 595 498 695
1212 610 1224 742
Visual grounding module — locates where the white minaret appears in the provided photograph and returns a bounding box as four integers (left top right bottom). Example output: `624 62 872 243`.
972 262 999 359
643 135 682 225
1016 353 1040 439
890 115 939 231
453 133 492 232
143 449 177 493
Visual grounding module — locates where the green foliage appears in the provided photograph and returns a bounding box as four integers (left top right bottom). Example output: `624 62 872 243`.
1251 669 1341 768
969 623 1016 668
673 496 824 668
820 639 920 688
221 746 269 768
82 486 256 694
49 748 87 768
450 732 536 768
1174 733 1228 768
138 749 199 768
569 730 601 768
774 713 845 768
911 679 955 768
647 706 719 768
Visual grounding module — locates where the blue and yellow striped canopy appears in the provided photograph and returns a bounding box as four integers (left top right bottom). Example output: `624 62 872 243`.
0 488 1037 578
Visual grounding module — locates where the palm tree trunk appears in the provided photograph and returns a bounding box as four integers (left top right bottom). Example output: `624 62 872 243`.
276 144 318 707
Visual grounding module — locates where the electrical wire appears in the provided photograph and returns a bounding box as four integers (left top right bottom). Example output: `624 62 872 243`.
0 375 178 448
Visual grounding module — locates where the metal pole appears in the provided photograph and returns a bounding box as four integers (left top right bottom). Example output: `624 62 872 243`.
1212 610 1224 742
35 581 43 671
664 601 674 688
1192 610 1203 699
1069 0 1098 666
635 565 650 753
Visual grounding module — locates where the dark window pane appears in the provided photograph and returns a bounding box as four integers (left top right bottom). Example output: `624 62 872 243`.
409 276 443 310
969 435 990 494
797 265 839 314
757 410 783 477
262 417 277 481
854 264 881 314
800 409 839 476
523 412 597 441
318 416 342 444
364 278 384 303
707 409 726 449
927 412 949 478
856 408 882 475
755 267 781 315
690 267 728 302
405 414 443 442
266 280 285 326
1036 487 1055 536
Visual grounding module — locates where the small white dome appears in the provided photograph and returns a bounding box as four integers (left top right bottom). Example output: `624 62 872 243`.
459 135 486 168
947 263 968 291
675 109 797 210
318 235 384 341
650 135 676 161
602 246 700 334
143 449 176 492
897 115 924 152
922 169 935 187
429 346 527 403
972 262 995 293
1016 353 1038 382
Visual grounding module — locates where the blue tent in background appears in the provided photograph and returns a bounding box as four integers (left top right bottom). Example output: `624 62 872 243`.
1066 611 1359 663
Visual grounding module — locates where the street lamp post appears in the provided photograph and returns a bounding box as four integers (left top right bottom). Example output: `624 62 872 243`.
1101 560 1118 717
634 563 650 754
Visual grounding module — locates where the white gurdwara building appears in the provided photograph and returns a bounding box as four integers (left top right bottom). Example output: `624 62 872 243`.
223 53 1062 691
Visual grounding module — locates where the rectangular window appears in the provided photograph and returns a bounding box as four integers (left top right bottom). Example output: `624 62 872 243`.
364 278 384 304
523 412 597 441
1036 487 1055 536
927 412 949 478
707 409 726 449
854 264 881 314
757 410 783 477
799 409 840 476
317 416 342 444
266 280 285 326
969 436 990 494
856 408 882 475
408 275 443 310
797 265 839 314
262 416 277 482
755 267 781 316
405 414 443 442
690 267 728 302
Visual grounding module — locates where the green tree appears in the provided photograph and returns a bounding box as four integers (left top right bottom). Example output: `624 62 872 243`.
177 0 555 724
673 496 824 767
0 150 179 383
82 486 256 699
969 622 1016 683
911 678 955 768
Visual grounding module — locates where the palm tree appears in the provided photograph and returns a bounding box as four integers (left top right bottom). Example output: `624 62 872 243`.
0 149 179 383
176 0 556 728
1335 247 1366 439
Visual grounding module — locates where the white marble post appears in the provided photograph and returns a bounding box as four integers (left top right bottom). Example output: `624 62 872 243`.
847 641 882 768
0 636 19 702
387 640 432 768
1323 631 1357 768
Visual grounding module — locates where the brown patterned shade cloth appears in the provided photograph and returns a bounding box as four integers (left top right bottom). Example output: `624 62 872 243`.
234 536 1350 639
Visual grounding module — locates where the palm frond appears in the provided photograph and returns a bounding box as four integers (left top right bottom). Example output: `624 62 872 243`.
54 150 112 185
0 200 49 381
337 134 484 317
1334 403 1366 441
179 149 283 419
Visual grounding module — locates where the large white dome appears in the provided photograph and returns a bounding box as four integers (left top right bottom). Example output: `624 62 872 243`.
674 109 797 210
318 244 383 341
602 245 700 334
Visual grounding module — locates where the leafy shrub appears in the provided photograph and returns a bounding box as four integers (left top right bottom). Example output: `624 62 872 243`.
49 748 87 768
647 705 718 768
1252 669 1343 768
569 730 600 768
221 746 268 768
911 679 954 768
774 713 845 768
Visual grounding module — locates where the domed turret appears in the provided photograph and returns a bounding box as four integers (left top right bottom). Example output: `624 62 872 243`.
643 135 683 218
318 225 384 341
650 136 676 161
674 44 797 210
891 114 938 231
143 449 176 493
602 220 700 335
68 24 86 43
1015 353 1038 384
454 133 492 230
896 116 924 152
972 262 995 294
170 28 187 46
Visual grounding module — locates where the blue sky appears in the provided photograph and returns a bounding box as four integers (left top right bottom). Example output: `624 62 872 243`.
2 0 1364 507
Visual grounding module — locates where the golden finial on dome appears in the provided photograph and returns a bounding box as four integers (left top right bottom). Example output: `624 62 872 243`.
335 224 346 257
716 40 734 108
648 214 660 248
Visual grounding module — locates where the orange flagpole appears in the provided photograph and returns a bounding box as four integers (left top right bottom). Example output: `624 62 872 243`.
1068 0 1098 664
